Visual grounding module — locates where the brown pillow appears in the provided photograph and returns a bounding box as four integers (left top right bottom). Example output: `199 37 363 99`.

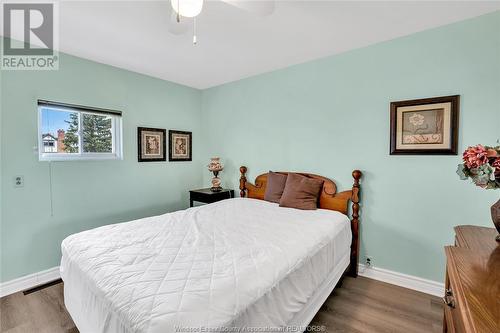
264 171 288 203
279 173 324 210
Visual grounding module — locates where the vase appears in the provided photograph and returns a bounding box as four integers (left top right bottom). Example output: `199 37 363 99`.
492 199 500 242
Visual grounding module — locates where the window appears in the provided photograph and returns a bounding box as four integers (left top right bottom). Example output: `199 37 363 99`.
38 100 123 161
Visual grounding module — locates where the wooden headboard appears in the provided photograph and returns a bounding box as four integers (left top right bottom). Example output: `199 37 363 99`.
239 166 362 277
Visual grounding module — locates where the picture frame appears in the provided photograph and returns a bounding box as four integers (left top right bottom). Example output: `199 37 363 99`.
390 95 459 155
137 127 166 162
169 130 192 161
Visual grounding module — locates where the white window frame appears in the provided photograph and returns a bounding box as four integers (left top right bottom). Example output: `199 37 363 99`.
37 101 123 161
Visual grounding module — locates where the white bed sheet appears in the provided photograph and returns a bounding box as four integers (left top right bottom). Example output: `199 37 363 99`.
61 198 351 333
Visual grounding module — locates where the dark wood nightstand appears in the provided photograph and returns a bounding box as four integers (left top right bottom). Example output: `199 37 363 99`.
189 188 234 207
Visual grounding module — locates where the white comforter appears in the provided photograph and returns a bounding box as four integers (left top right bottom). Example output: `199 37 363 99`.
61 198 351 333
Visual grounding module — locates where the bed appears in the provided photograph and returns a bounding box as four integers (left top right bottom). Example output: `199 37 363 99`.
60 167 362 333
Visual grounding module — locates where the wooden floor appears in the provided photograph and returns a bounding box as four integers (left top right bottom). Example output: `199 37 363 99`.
310 277 443 333
0 276 442 333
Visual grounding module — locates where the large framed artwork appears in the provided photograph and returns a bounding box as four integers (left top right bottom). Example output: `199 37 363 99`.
137 127 166 162
169 130 192 161
390 95 459 155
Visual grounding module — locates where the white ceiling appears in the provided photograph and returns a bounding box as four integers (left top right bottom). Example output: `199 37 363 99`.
11 1 500 89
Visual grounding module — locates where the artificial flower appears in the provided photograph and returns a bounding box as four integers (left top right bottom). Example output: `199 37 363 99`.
462 144 489 169
486 148 498 158
492 158 500 169
457 144 500 190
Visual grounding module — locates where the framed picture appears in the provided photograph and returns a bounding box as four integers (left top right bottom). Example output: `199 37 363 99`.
137 127 166 162
390 95 459 155
169 130 192 161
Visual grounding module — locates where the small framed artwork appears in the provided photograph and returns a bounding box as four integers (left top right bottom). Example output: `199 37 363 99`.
169 130 192 161
390 95 459 155
137 127 166 162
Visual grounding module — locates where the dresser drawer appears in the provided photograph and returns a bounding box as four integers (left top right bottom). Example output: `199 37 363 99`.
443 288 466 332
445 227 500 333
444 305 455 333
444 262 467 332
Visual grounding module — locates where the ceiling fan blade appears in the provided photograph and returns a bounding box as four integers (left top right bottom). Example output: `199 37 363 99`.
221 0 275 16
167 11 191 35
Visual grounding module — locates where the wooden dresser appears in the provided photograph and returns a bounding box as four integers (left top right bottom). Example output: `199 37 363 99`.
443 225 500 332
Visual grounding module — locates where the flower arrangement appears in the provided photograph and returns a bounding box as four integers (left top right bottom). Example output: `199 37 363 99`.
457 144 500 189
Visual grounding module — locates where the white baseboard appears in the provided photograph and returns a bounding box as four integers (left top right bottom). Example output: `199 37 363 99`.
0 264 444 299
358 264 444 297
0 266 60 298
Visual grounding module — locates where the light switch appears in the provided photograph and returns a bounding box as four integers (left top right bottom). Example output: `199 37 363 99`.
14 176 24 188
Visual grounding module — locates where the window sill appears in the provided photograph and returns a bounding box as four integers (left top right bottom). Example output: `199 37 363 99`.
39 153 123 162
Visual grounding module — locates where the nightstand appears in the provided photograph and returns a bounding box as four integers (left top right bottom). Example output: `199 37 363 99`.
189 188 234 207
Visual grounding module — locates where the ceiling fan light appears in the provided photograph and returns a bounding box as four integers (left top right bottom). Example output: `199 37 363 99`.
171 0 203 18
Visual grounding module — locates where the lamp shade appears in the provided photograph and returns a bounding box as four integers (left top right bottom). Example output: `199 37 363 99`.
171 0 203 18
208 157 223 172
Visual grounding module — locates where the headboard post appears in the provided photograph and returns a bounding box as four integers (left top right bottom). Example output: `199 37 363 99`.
348 170 362 277
239 166 248 197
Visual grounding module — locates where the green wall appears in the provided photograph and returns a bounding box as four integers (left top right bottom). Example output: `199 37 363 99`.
1 46 202 281
1 12 499 284
200 11 500 282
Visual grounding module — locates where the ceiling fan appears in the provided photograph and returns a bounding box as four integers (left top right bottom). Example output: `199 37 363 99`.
168 0 275 44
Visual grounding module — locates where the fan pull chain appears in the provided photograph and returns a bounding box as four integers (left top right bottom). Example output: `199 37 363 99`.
193 17 197 45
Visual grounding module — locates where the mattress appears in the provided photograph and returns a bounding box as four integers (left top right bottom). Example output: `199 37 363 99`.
60 198 351 333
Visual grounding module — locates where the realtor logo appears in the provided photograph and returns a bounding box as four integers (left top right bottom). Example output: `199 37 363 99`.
2 2 59 70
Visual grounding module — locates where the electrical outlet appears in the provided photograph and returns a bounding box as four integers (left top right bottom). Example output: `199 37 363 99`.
365 256 373 267
14 176 24 188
